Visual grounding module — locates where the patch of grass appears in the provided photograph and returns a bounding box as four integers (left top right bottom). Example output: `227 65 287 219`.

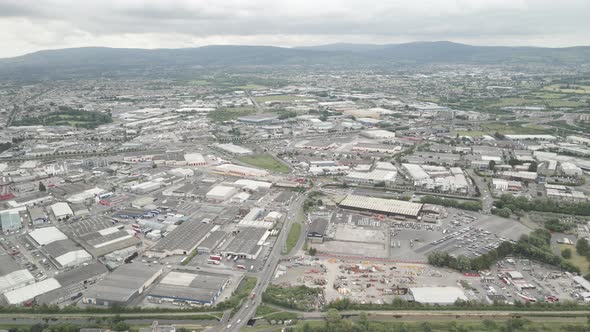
543 84 590 94
207 107 257 122
558 244 589 275
238 153 290 173
235 84 267 90
282 222 302 255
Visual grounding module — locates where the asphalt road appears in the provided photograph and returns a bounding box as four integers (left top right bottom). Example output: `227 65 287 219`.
214 192 307 331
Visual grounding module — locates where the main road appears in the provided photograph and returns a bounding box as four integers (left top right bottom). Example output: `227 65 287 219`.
213 192 308 331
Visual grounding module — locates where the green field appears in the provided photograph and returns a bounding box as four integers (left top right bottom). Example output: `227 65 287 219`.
458 121 552 137
238 153 290 173
207 107 257 122
558 244 589 274
282 222 302 255
254 94 303 103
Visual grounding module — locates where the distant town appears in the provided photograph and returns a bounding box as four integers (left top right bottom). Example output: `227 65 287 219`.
1 62 590 331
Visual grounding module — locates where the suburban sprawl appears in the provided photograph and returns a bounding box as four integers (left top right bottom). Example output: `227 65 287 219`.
1 53 590 331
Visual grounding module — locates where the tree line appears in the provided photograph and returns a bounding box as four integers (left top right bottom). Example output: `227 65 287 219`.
496 194 590 216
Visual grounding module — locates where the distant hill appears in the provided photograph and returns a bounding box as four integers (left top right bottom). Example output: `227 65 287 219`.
1 42 589 80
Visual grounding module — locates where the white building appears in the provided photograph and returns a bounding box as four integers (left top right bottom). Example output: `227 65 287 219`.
206 185 238 201
214 143 252 155
184 153 207 166
214 164 269 177
50 202 73 221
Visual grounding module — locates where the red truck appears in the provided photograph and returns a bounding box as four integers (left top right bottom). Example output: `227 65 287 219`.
209 255 222 261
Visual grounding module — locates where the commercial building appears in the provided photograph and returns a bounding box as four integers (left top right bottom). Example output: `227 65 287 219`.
83 263 162 306
206 185 238 202
221 227 270 260
339 194 423 218
28 206 48 225
147 270 230 306
213 143 253 155
29 226 92 268
50 202 74 221
360 129 396 140
184 153 207 166
214 164 269 177
0 253 35 294
344 169 397 187
3 278 62 305
146 221 218 258
409 286 468 305
307 218 329 243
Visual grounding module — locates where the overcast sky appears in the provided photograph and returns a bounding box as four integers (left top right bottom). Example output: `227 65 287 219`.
0 0 589 58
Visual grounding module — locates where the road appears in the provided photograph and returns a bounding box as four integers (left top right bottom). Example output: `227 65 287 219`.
214 192 308 331
466 169 493 213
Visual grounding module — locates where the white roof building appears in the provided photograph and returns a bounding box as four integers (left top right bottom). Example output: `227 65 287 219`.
410 287 468 305
67 187 105 204
206 185 238 201
361 129 396 140
214 164 269 177
55 250 93 268
50 202 73 219
214 143 253 155
234 179 273 191
29 226 68 246
4 278 61 305
184 153 206 166
339 194 423 218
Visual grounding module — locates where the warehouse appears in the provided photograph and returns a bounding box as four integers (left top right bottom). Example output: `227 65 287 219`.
36 262 109 305
130 181 161 194
83 263 162 306
3 278 62 305
339 194 423 218
213 143 253 155
29 226 68 246
44 239 93 268
307 218 329 243
344 169 397 187
80 227 140 257
147 270 230 306
197 230 227 254
409 287 468 305
214 164 269 177
66 187 105 204
146 221 218 258
206 185 238 202
233 179 272 191
360 129 396 140
50 202 74 221
221 227 269 260
28 206 48 225
184 153 207 166
0 253 35 294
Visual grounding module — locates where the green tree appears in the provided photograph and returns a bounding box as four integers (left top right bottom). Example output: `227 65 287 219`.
562 248 572 259
488 160 496 171
38 182 46 192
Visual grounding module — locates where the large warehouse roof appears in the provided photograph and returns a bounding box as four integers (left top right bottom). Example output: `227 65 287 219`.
410 287 467 304
339 194 423 217
84 263 162 303
149 221 217 256
50 202 73 218
29 226 68 246
148 271 228 304
4 278 61 304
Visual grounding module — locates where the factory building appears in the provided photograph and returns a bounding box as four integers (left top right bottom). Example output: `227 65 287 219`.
28 226 93 268
146 221 218 258
409 286 468 305
214 164 269 177
344 169 397 187
339 194 423 218
3 278 62 305
213 143 253 155
147 271 230 306
307 218 329 243
221 227 270 260
83 263 162 306
206 185 239 202
28 206 48 225
183 153 207 166
50 202 74 221
0 253 35 294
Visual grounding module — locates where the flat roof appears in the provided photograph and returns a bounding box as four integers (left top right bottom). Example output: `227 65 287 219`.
149 221 216 254
29 226 68 246
339 194 423 217
84 263 161 303
148 271 229 304
4 278 61 305
410 287 467 304
222 227 268 256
